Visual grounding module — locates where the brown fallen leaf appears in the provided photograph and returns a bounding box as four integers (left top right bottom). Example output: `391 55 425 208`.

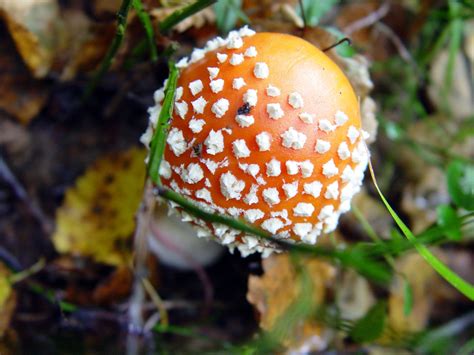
0 262 16 338
52 147 146 266
0 31 49 124
0 0 59 78
247 253 336 352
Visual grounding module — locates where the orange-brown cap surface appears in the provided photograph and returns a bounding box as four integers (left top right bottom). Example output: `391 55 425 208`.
143 28 370 257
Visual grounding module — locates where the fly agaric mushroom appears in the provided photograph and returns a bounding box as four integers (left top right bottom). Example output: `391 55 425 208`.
142 27 370 257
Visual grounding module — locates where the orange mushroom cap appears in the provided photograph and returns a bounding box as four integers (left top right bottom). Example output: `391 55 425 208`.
142 28 370 257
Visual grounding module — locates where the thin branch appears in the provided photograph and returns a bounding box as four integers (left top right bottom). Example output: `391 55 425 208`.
83 0 133 100
159 0 217 34
323 37 352 52
298 0 307 29
342 2 390 35
0 154 53 235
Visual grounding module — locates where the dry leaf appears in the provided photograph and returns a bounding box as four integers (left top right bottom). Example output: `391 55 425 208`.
52 147 146 266
0 0 59 78
0 263 16 338
247 253 336 352
0 33 49 124
387 252 437 334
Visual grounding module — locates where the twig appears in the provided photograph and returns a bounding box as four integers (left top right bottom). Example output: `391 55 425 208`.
159 0 217 33
9 258 45 284
0 154 53 235
127 180 156 333
323 37 352 52
142 278 168 326
342 2 390 35
83 0 133 100
375 22 416 67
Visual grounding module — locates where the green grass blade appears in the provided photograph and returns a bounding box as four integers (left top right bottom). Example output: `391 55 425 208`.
147 62 179 185
132 0 158 62
368 159 474 300
159 0 217 34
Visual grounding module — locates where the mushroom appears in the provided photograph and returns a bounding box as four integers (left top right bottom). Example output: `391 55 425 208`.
142 27 370 257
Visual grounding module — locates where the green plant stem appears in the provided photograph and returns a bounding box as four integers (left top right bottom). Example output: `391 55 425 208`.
159 0 217 33
147 63 179 185
84 0 133 100
368 158 474 300
133 0 158 62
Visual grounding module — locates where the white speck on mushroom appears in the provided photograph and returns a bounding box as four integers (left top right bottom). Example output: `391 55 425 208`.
362 130 370 140
293 203 315 217
228 207 243 217
181 163 204 184
319 119 335 133
202 159 218 174
244 209 264 223
176 57 188 68
191 96 207 114
335 110 349 126
298 112 314 124
159 160 171 179
235 114 254 127
244 46 257 57
190 48 205 63
210 79 224 93
318 205 334 221
262 188 280 206
323 213 340 233
220 172 245 200
204 129 224 155
188 118 206 133
208 67 219 79
174 101 188 119
153 88 164 104
347 126 360 144
232 139 251 158
256 176 267 185
322 159 339 177
195 188 213 203
227 35 243 49
253 62 269 79
205 178 211 187
243 89 258 107
239 163 260 177
230 53 244 66
293 223 313 239
243 184 259 205
300 160 314 177
288 92 304 109
266 159 281 177
324 181 339 200
303 181 322 198
211 98 229 118
341 165 354 182
175 87 183 100
167 128 187 156
282 181 298 198
239 25 256 37
216 53 228 63
261 218 284 234
255 132 271 151
315 139 331 154
266 85 280 97
281 127 306 149
337 142 351 160
286 161 299 175
189 80 203 96
340 183 356 203
266 103 284 120
232 77 246 90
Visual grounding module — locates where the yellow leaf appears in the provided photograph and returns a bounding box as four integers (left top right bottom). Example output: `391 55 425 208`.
247 254 336 352
52 147 146 266
0 263 16 338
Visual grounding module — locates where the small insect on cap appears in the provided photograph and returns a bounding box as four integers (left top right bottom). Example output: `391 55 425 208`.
143 27 370 257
